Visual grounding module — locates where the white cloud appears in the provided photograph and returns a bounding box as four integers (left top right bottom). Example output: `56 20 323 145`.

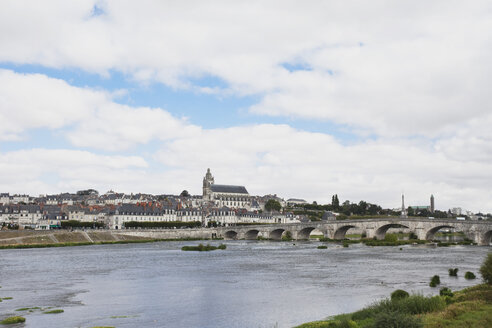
1 1 491 137
0 148 148 194
0 69 198 150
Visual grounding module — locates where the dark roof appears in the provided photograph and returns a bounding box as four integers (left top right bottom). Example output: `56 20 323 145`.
210 184 248 194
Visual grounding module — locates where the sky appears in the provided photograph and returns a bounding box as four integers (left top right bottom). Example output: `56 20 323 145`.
0 1 491 212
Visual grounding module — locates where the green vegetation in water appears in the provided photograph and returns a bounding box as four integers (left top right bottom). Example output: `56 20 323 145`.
0 316 26 325
1 297 12 300
465 271 476 280
430 275 441 287
15 307 41 311
90 327 115 328
181 243 226 251
448 268 459 276
43 309 64 314
317 245 328 249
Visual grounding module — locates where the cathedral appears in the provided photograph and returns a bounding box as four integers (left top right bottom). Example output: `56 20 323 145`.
202 168 251 209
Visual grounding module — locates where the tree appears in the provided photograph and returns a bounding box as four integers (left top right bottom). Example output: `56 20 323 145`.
265 199 281 212
480 252 492 284
331 194 340 209
180 190 190 197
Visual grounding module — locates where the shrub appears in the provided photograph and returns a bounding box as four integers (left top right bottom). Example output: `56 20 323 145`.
448 268 458 276
370 311 422 328
480 252 492 284
384 233 398 243
430 275 440 287
439 287 453 297
317 245 328 249
409 232 418 240
0 316 26 324
217 244 226 250
464 271 476 280
282 231 293 241
391 289 409 301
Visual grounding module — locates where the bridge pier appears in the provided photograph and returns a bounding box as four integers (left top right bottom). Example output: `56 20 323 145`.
415 227 427 241
365 227 375 239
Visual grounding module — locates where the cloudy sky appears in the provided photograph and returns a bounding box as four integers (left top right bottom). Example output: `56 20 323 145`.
1 1 491 212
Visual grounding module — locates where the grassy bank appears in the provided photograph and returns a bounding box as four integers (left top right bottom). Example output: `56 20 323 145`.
295 284 492 328
0 237 222 250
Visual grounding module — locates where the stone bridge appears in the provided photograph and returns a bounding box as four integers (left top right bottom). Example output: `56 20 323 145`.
217 218 492 246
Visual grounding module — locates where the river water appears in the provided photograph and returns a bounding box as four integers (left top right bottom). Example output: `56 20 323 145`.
0 241 489 328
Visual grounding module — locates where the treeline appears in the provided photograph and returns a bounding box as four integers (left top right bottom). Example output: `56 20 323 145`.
293 194 451 218
60 220 105 228
123 221 202 228
294 196 385 217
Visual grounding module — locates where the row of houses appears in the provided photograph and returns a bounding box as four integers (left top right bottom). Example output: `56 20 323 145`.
0 204 302 230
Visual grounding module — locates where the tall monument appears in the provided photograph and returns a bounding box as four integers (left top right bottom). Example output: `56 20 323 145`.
430 194 435 213
401 194 407 218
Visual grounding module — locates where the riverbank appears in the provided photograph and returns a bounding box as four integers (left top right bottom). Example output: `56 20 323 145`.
295 283 492 328
0 230 221 249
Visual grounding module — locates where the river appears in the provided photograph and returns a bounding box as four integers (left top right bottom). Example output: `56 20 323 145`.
0 241 489 328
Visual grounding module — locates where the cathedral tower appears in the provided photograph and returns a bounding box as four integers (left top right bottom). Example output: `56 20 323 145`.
202 168 215 201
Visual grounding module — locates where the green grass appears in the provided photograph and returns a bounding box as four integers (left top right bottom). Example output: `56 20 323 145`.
0 316 26 324
296 284 492 328
43 309 64 314
310 234 324 239
181 243 226 251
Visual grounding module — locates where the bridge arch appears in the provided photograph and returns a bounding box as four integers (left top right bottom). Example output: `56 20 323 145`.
334 225 356 240
375 224 410 240
224 230 238 240
425 225 454 241
270 229 285 240
298 227 316 240
245 229 260 240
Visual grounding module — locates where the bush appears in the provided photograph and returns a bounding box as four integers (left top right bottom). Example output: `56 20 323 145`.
0 316 26 324
317 245 328 249
464 271 476 280
282 231 293 241
391 289 409 301
439 287 453 297
430 275 440 287
370 311 422 328
480 252 492 284
384 233 398 243
448 268 458 276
